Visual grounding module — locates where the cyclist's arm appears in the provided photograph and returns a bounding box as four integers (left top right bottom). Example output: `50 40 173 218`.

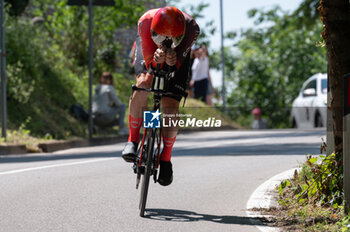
137 9 162 70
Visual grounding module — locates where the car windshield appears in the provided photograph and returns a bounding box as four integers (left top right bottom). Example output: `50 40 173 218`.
321 78 327 94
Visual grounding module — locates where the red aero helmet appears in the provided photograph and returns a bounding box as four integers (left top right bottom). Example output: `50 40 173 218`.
151 6 186 47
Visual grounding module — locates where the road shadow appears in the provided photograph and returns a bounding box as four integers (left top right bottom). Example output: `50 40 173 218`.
173 142 322 157
144 208 270 226
0 141 322 164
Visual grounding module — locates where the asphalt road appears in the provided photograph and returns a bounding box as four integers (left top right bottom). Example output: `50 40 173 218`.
0 129 325 232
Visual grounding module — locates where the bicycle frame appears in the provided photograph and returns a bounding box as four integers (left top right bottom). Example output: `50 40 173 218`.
133 68 167 179
132 64 187 217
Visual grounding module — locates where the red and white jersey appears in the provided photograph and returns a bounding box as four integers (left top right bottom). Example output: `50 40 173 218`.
137 8 200 70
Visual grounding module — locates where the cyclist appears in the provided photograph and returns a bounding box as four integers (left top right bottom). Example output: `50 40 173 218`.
122 6 200 186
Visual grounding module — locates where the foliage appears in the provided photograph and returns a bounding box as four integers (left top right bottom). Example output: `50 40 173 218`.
2 0 148 139
216 0 326 128
274 144 347 230
279 153 343 207
28 0 145 76
274 152 350 231
5 0 29 16
292 0 320 28
5 13 88 138
341 215 350 232
174 1 216 47
6 16 46 104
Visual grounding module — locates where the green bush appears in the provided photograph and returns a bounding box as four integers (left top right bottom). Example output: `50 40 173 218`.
4 15 89 138
279 153 343 207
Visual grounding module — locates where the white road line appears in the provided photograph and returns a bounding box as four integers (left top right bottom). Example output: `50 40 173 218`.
0 157 117 176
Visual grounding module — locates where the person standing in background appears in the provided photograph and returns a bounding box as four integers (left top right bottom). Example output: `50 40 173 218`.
201 44 215 106
187 45 200 98
92 72 128 135
251 108 267 129
191 44 209 103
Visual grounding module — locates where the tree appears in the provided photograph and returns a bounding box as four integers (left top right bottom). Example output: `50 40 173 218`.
220 4 326 128
319 0 350 155
174 1 216 47
318 0 350 213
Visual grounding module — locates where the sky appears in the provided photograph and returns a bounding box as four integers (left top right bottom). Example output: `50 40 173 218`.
176 0 304 87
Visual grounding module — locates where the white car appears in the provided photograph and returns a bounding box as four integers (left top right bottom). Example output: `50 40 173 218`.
291 73 327 129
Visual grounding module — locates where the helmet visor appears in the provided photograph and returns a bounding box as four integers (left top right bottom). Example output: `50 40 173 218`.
151 30 167 46
171 34 184 48
152 30 184 49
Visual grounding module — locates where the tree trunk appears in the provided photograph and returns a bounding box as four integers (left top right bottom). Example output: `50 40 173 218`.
319 0 350 156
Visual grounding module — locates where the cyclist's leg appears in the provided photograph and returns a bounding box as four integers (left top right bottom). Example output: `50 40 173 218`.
157 97 178 186
160 52 190 161
128 73 152 143
127 34 151 144
122 73 152 162
123 35 152 162
160 97 179 161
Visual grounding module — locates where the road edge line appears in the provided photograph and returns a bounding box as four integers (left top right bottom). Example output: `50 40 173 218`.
0 157 117 176
246 168 301 232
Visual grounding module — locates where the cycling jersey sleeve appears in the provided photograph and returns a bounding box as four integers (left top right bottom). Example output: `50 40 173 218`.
137 9 160 70
174 12 200 70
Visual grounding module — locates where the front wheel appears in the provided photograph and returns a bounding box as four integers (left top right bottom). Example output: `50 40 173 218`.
139 129 156 217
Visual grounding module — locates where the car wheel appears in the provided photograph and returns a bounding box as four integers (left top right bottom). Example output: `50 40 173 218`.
315 112 323 128
292 117 297 128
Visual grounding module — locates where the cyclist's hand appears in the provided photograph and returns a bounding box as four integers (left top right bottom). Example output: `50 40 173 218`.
154 47 166 64
165 49 177 66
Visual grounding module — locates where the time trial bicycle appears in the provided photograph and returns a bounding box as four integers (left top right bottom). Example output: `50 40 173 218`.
131 64 187 217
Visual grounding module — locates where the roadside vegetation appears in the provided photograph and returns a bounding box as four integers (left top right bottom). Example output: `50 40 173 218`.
274 152 347 231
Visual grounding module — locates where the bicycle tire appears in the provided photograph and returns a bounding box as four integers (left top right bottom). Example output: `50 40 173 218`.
139 128 156 217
